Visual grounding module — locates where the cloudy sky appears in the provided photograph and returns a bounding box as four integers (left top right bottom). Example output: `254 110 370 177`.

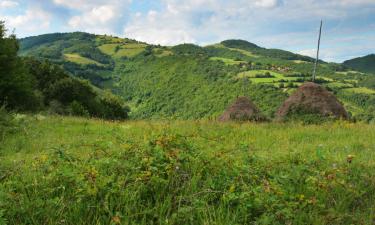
1 0 374 62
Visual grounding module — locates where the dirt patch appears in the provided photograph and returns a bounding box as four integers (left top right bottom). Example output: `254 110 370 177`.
219 96 266 122
275 82 349 121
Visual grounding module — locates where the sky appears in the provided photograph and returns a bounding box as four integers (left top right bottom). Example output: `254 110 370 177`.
1 0 374 62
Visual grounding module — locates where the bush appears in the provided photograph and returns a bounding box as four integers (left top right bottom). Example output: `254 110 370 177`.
68 101 89 117
48 100 65 115
0 105 18 141
98 92 130 120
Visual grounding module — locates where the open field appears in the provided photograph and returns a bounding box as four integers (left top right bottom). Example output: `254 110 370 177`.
237 70 299 83
1 116 375 224
63 53 103 66
209 57 246 65
98 43 146 58
345 87 375 95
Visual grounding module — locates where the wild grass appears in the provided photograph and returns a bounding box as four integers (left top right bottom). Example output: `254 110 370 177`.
63 53 103 66
209 56 246 65
1 115 375 224
345 87 375 95
237 70 298 84
98 43 146 58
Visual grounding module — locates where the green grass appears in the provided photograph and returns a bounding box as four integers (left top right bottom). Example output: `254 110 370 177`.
98 43 119 55
326 82 353 89
209 57 246 65
98 43 146 58
1 115 375 224
63 53 103 66
237 70 299 83
153 48 173 57
345 87 375 95
228 47 259 58
293 60 310 64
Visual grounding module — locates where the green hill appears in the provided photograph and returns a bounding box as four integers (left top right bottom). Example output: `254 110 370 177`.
344 54 375 74
19 33 375 121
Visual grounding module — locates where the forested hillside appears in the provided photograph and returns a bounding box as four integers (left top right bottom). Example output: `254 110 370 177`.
344 54 375 74
0 22 129 119
19 32 375 122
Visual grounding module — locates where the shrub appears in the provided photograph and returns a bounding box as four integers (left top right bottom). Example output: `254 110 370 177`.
98 92 130 120
48 100 65 115
0 105 19 141
68 101 89 117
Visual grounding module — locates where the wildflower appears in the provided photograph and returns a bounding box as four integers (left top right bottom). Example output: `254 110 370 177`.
307 197 317 205
40 154 48 163
112 216 121 224
229 184 235 193
347 155 355 163
263 180 271 193
86 167 98 183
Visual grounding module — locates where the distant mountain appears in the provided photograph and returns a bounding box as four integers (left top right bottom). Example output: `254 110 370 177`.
344 54 375 74
18 32 375 120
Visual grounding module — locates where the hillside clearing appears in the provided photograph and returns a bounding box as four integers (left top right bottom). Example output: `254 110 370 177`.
209 56 246 65
63 53 103 66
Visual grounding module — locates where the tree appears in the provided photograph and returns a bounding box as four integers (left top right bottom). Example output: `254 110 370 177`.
0 21 39 110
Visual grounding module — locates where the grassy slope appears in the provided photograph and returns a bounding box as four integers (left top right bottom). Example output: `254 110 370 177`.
1 115 375 224
64 53 103 66
18 33 375 120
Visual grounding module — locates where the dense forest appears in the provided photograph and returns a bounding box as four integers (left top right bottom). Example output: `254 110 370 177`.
0 22 129 120
344 54 375 74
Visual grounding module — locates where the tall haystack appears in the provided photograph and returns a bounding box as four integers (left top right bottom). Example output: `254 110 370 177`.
219 96 266 122
275 82 349 121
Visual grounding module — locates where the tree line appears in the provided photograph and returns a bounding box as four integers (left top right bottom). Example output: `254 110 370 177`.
0 21 129 120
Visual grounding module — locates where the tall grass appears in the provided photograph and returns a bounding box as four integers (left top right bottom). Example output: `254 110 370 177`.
1 116 374 224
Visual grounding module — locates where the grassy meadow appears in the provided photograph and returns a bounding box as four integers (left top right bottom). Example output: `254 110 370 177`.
1 115 375 224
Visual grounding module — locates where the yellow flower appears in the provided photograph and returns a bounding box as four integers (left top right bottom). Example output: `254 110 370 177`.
229 184 235 193
111 216 121 224
347 155 355 163
40 154 48 162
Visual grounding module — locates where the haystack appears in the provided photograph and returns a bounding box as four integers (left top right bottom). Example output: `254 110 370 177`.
275 82 349 121
219 96 266 122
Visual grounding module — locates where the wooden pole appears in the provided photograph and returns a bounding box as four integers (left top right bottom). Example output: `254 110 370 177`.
312 20 322 82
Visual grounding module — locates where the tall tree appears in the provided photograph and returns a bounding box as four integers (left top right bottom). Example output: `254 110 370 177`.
0 21 38 110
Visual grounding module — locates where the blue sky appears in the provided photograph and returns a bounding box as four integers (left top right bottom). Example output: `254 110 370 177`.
1 0 374 62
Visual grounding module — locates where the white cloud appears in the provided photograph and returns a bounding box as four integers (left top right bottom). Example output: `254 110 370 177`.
69 5 116 27
1 0 373 61
53 0 124 10
1 8 51 34
54 0 132 35
255 0 282 8
122 0 374 61
0 0 18 8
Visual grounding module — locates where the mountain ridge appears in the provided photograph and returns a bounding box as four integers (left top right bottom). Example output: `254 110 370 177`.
19 32 318 62
18 32 375 121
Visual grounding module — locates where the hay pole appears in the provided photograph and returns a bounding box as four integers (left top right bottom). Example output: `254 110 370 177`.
312 20 323 82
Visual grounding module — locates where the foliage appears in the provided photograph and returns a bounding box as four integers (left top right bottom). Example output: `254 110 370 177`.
343 54 375 74
221 40 316 62
18 31 375 122
0 21 40 111
1 116 375 224
0 22 130 120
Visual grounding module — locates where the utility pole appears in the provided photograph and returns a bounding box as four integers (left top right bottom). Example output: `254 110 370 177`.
312 20 323 82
